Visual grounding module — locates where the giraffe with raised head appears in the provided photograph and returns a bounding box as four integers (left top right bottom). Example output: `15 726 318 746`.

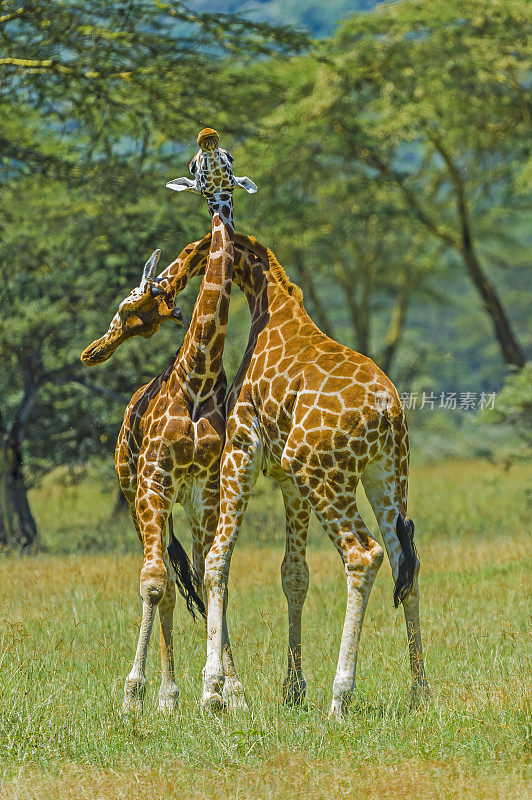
88 232 430 718
201 237 430 719
81 128 256 714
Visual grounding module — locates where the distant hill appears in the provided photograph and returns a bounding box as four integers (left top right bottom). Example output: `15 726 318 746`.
186 0 379 37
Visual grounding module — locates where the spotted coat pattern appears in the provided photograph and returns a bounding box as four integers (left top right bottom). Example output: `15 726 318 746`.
152 234 431 717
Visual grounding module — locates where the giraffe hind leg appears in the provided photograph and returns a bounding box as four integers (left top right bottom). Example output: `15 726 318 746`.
119 490 148 715
123 465 175 715
362 454 430 707
287 467 383 720
280 479 310 706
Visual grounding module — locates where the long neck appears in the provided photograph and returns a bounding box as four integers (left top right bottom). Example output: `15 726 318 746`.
175 198 235 403
159 233 307 407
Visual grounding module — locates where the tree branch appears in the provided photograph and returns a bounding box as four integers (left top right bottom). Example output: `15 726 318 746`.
427 129 525 369
0 8 25 25
67 376 129 405
337 122 458 248
0 57 154 80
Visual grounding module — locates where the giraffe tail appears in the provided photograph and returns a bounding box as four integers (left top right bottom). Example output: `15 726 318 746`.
388 409 418 607
393 514 418 608
167 514 206 620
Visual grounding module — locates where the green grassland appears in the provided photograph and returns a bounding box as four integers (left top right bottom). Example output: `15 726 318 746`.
0 460 530 799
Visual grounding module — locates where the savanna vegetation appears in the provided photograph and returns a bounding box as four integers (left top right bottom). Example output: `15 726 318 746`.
0 1 530 797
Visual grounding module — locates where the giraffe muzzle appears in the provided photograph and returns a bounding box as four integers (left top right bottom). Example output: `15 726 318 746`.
171 306 189 329
80 337 119 366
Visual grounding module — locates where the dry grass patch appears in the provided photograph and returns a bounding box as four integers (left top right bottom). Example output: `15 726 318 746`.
1 757 528 800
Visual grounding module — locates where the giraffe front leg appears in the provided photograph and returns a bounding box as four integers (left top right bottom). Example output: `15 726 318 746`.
186 483 247 713
202 436 260 712
123 469 173 715
280 480 310 707
202 562 251 712
123 598 158 715
221 593 248 711
201 566 226 712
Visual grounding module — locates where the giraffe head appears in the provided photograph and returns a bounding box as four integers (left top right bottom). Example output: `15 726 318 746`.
166 128 257 211
80 249 188 366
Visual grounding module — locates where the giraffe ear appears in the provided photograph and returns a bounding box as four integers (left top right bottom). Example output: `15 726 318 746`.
140 249 161 291
234 176 258 194
166 177 199 193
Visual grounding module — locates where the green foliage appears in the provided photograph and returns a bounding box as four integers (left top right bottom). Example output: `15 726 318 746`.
0 0 306 479
0 0 307 169
488 365 532 432
222 0 530 392
478 365 532 463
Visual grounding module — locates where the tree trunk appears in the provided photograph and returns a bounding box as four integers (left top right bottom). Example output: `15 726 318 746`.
0 490 8 548
380 285 410 375
428 133 526 370
459 235 525 369
0 411 8 548
0 438 39 550
0 355 41 550
333 258 371 356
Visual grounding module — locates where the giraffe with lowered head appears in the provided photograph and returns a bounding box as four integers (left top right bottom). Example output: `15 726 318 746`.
87 231 430 719
81 128 257 713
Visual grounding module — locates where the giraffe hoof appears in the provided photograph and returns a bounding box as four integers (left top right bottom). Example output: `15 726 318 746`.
122 696 144 716
222 681 248 712
201 666 225 712
328 696 350 723
122 676 146 716
201 690 225 714
328 707 346 723
158 684 179 715
410 683 431 710
282 677 307 707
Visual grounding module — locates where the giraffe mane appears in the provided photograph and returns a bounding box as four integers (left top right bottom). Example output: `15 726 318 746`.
234 234 304 307
265 248 304 306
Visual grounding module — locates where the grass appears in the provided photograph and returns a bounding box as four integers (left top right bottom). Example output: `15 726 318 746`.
0 459 530 799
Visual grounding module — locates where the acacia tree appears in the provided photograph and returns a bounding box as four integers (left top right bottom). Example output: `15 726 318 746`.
0 0 307 550
310 0 530 369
